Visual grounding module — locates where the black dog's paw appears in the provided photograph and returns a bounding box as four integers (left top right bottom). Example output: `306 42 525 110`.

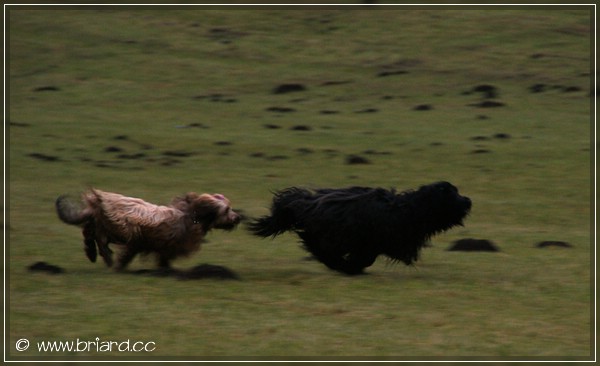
28 261 65 274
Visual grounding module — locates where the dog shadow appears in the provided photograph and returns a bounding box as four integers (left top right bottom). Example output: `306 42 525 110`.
129 264 241 280
28 261 241 280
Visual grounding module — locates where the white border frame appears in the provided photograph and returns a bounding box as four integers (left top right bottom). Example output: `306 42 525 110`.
3 3 596 363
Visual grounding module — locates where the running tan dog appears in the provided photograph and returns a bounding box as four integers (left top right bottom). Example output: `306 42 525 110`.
56 189 241 270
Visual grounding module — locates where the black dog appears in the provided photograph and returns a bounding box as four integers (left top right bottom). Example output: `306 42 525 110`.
249 181 471 275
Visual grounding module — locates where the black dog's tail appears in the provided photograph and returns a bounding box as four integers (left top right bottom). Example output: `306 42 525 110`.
248 187 313 237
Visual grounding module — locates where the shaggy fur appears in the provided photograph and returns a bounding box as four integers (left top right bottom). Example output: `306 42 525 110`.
56 189 241 270
249 181 471 275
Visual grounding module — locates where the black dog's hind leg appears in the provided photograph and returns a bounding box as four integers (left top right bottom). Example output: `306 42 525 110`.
300 232 377 275
317 247 378 275
339 249 378 275
321 255 364 275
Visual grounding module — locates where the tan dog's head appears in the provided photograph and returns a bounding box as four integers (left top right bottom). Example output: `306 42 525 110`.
186 193 241 230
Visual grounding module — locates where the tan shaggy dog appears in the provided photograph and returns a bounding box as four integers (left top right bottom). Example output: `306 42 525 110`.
56 189 241 270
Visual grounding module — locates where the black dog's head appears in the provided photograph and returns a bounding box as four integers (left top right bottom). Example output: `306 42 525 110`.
412 181 471 233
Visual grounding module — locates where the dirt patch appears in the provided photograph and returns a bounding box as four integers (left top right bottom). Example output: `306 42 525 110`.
206 27 246 45
291 125 312 131
377 70 408 77
413 104 433 111
472 84 498 99
117 153 146 160
320 80 353 86
529 84 547 93
163 150 194 157
448 239 499 252
536 241 573 248
33 86 60 92
266 106 296 113
9 121 31 127
193 93 237 103
263 124 281 129
493 133 511 140
470 149 491 154
104 146 124 153
28 153 60 162
363 150 391 155
469 101 505 108
346 155 371 165
529 84 582 94
214 141 233 146
355 108 378 114
297 148 314 154
272 83 306 94
177 122 209 129
266 155 289 161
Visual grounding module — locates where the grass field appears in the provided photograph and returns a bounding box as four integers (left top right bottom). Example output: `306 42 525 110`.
6 6 593 360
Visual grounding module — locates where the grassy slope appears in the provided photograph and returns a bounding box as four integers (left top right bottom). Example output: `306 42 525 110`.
7 7 592 359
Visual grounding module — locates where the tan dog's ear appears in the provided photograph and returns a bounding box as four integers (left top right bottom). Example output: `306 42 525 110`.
212 193 226 201
185 192 200 203
170 192 198 211
191 195 219 226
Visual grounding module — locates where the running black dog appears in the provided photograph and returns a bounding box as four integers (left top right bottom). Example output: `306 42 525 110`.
249 181 471 275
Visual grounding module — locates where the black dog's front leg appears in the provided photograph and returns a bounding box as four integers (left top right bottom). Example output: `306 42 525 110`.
300 232 377 275
335 249 378 275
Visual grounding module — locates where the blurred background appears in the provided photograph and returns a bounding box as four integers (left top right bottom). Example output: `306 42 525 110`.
7 5 592 360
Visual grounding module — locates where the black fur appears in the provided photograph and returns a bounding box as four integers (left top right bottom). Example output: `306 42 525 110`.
249 181 471 275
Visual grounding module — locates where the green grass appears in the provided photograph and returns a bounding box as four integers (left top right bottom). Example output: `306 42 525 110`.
7 6 593 360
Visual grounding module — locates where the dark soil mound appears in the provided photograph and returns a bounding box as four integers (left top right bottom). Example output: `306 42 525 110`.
535 241 573 248
448 239 499 252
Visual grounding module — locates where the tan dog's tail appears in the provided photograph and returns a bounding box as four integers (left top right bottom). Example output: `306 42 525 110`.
56 194 99 263
55 195 92 225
